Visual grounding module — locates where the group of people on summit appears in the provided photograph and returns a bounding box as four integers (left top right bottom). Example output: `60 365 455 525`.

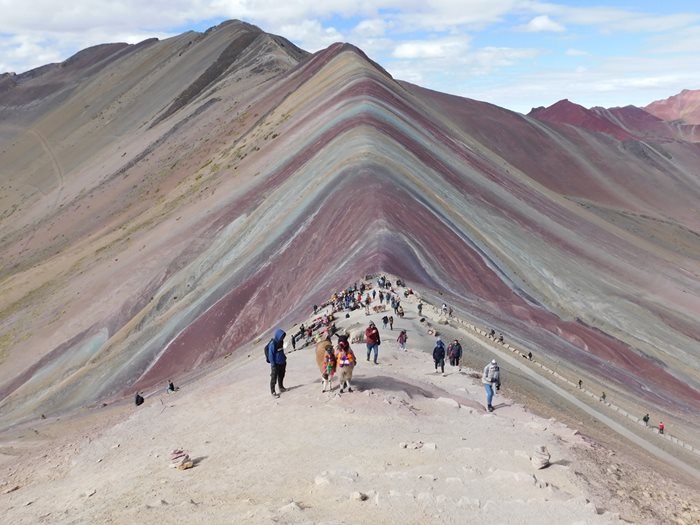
262 276 506 412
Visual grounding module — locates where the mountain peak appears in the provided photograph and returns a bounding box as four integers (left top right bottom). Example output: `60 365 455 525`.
645 88 700 124
528 98 633 140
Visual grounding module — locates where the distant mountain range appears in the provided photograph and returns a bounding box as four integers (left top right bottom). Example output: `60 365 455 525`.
529 91 700 142
1 20 699 429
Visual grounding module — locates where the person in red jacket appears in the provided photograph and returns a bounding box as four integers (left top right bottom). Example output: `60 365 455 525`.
365 321 381 364
658 421 665 434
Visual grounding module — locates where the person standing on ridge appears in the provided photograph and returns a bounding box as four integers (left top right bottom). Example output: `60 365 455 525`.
365 321 381 364
642 413 650 426
397 329 407 352
482 359 501 412
433 337 446 374
267 328 287 398
578 379 583 389
448 339 463 371
658 421 665 434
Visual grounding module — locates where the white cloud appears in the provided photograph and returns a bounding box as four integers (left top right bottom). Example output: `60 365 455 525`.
519 15 565 33
566 48 590 57
533 4 700 33
276 19 343 51
353 18 389 38
392 37 470 59
650 25 700 53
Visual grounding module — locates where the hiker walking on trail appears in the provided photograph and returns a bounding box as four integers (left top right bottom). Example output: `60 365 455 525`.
397 330 407 352
365 321 381 364
600 391 606 402
578 379 582 389
447 339 463 370
658 421 665 434
389 315 394 330
433 338 446 374
267 328 287 398
642 413 650 426
382 315 389 329
482 359 501 412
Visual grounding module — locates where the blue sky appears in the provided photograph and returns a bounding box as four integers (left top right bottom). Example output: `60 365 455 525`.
1 1 699 113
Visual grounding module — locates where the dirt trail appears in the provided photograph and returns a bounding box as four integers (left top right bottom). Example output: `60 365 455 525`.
459 326 700 481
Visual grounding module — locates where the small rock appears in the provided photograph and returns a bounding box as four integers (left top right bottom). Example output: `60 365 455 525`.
2 485 19 494
351 491 369 501
399 442 408 449
314 475 330 486
111 444 120 449
24 501 33 506
279 501 302 513
85 489 97 497
531 445 551 469
423 442 437 451
436 397 460 408
96 458 103 463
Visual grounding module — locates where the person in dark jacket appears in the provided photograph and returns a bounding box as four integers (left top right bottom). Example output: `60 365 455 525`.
365 321 381 364
433 338 446 374
447 339 463 370
267 328 287 398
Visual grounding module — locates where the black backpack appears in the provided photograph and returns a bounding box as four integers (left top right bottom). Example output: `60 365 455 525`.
264 339 273 363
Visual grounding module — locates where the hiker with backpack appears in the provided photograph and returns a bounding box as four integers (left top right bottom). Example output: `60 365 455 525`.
482 359 501 412
266 328 287 398
447 339 463 371
433 337 446 374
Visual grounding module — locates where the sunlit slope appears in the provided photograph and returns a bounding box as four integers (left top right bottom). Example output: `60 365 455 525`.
1 31 698 428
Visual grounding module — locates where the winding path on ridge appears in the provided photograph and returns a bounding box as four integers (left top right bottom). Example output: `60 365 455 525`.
458 323 700 481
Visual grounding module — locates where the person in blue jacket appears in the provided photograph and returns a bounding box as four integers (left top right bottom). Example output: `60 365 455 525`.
267 328 287 398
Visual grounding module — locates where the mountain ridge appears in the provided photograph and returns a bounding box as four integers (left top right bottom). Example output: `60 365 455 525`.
1 22 699 443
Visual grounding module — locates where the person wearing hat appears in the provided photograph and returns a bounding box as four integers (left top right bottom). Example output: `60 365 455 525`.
482 359 501 412
365 321 381 364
